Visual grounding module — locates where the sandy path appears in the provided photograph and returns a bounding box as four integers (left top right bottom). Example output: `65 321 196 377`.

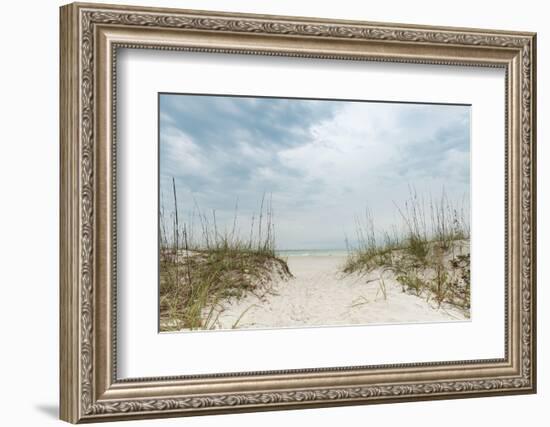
204 256 467 330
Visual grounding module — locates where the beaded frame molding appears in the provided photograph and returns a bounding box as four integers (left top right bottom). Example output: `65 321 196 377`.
60 2 536 423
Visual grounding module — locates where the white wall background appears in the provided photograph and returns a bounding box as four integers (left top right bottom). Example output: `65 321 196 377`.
0 0 545 425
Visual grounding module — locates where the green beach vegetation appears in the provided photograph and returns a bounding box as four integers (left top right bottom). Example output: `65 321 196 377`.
343 188 471 314
159 180 292 331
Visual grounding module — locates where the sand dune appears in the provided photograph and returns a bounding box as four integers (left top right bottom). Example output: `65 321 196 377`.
203 255 468 330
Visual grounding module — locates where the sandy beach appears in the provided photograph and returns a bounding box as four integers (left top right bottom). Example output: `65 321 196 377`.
202 255 468 330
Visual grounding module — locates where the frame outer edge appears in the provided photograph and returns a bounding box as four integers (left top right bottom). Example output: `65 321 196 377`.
60 3 81 424
68 1 536 36
529 33 537 393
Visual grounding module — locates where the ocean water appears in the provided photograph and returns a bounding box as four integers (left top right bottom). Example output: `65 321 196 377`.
276 249 349 257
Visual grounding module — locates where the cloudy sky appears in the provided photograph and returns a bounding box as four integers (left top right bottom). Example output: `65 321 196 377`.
159 94 470 250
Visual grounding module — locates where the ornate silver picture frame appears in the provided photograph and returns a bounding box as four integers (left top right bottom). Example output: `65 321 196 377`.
60 2 536 423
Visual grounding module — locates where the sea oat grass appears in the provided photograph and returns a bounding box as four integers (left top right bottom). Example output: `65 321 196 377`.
343 188 470 312
159 185 292 331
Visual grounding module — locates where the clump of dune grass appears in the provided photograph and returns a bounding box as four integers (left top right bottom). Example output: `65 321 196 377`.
159 181 292 331
343 187 470 313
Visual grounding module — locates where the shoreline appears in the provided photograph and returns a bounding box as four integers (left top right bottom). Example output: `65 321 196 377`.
276 249 349 257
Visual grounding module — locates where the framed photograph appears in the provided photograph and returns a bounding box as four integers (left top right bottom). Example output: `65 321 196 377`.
60 2 537 423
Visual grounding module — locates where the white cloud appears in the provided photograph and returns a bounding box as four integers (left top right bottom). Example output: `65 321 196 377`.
161 126 211 178
160 95 470 249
